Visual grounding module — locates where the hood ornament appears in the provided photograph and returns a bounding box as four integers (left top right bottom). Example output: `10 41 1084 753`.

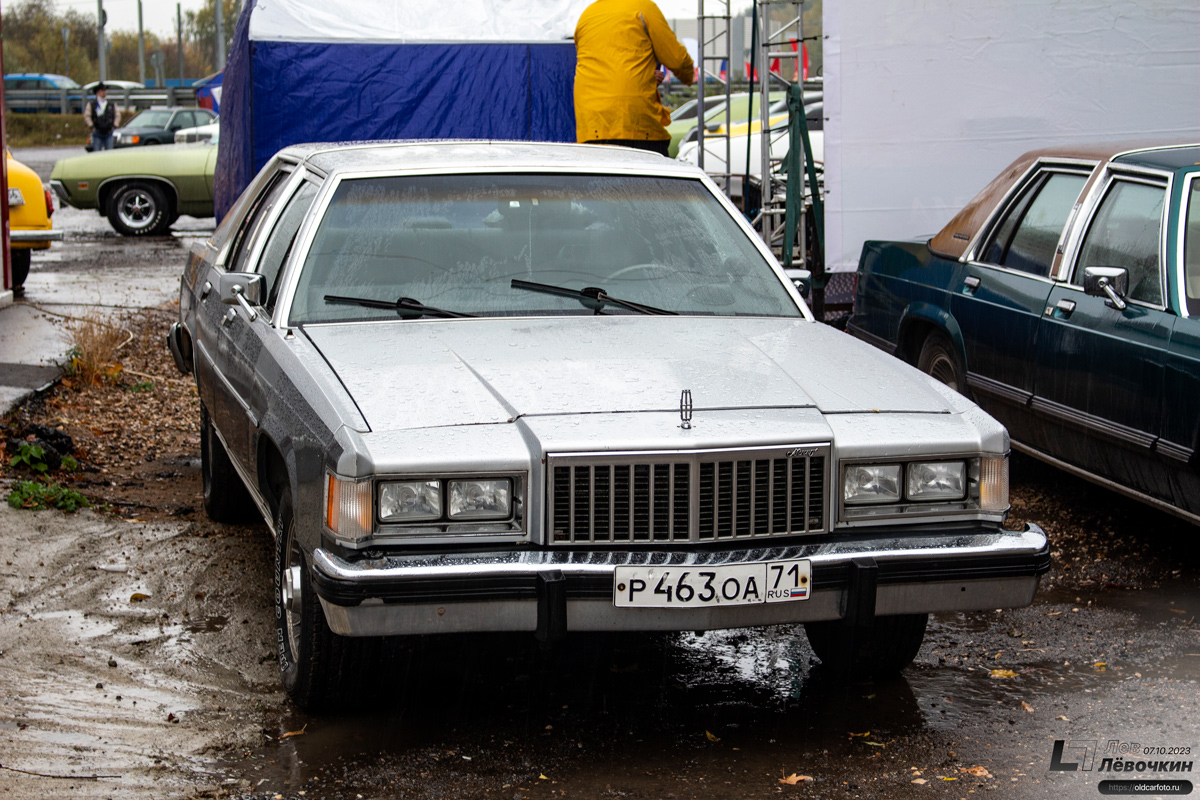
679 389 693 430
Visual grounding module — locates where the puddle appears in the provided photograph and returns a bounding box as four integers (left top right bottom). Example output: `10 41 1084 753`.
215 580 1200 795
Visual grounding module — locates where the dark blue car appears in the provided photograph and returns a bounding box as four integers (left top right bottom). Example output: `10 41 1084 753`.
849 140 1200 524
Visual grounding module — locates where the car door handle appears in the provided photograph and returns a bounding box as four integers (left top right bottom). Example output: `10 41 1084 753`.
962 276 981 294
1045 299 1076 319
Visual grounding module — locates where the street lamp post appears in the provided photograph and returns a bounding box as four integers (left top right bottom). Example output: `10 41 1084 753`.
96 0 107 82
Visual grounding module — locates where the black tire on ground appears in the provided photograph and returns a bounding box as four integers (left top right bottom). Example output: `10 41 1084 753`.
275 488 377 711
9 249 30 289
804 613 929 679
106 181 171 236
917 331 966 395
200 404 260 523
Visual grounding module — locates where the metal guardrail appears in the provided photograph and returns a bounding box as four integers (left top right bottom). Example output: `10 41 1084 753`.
5 87 200 114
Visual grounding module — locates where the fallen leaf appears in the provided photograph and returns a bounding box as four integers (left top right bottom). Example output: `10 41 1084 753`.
1169 609 1187 614
911 778 928 785
280 724 308 739
962 766 992 778
940 776 958 781
989 669 1018 679
1021 701 1034 713
129 592 150 602
539 774 548 780
864 741 888 747
705 730 721 742
780 773 812 785
1056 715 1070 721
847 731 871 737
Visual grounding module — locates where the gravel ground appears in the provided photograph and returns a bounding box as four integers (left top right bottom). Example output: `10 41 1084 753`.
1 308 1198 800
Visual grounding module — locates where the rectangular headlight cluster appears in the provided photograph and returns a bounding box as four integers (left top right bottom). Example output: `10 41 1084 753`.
843 457 1008 516
379 478 513 523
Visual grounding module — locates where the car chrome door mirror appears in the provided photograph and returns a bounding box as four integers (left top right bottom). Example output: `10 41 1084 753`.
784 267 812 298
1082 266 1129 310
218 272 265 320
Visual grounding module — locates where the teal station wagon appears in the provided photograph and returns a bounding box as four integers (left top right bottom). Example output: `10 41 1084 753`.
850 141 1200 524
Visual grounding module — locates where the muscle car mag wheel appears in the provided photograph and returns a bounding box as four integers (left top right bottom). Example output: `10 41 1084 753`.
917 332 966 394
804 612 928 678
107 181 170 236
199 404 258 523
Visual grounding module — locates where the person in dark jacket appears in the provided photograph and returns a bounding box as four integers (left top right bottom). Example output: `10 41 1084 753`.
83 83 121 151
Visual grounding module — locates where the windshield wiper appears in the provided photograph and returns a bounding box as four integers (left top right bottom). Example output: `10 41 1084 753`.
510 279 676 316
324 294 476 319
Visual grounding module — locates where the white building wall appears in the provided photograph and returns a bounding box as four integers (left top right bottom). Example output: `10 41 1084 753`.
824 0 1200 271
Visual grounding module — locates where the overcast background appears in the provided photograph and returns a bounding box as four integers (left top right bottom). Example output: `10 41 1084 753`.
53 0 752 38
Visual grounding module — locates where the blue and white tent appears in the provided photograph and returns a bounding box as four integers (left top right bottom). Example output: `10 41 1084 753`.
216 0 591 219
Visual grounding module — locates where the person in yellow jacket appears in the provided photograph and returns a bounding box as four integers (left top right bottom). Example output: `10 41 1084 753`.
574 0 697 155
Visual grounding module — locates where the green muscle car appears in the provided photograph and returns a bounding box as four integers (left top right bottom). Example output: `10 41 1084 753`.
50 136 218 236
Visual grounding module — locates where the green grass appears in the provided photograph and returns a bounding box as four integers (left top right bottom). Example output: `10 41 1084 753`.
5 112 91 148
7 480 90 512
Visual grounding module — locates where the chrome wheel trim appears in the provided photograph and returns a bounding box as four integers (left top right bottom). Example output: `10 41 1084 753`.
282 536 304 659
116 190 156 230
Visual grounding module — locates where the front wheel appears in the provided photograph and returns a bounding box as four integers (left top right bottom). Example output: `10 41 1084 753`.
804 613 928 679
917 332 966 395
107 181 170 236
9 249 30 290
275 488 376 711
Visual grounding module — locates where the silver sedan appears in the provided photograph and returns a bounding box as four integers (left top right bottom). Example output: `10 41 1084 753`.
168 141 1048 710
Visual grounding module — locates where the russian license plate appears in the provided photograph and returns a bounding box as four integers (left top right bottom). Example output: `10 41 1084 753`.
614 559 811 608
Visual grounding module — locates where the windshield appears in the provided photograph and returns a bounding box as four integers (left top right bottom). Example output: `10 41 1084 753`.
125 109 174 128
288 174 801 324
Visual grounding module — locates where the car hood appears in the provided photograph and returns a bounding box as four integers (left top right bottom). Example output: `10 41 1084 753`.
303 317 954 433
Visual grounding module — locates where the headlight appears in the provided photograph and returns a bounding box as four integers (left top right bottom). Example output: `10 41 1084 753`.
448 479 512 520
907 461 966 501
378 480 441 522
843 464 901 504
8 188 24 206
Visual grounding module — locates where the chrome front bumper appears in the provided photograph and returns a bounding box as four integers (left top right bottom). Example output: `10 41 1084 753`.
9 229 63 245
310 524 1050 637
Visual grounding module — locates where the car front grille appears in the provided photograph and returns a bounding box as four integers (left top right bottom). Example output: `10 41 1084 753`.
548 445 829 544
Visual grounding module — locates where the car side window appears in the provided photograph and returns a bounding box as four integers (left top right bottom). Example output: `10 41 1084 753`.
225 170 294 276
980 170 1087 278
1185 179 1200 317
257 181 320 312
1075 178 1166 306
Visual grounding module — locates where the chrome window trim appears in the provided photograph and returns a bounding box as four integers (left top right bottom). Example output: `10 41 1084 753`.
274 166 813 327
1058 167 1172 312
1176 171 1200 319
963 158 1098 267
227 168 309 288
836 452 1006 527
212 157 300 269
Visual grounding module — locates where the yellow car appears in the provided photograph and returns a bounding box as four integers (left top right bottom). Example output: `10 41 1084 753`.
6 150 61 293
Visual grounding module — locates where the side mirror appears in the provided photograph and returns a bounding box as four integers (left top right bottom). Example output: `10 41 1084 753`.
1083 266 1129 310
784 267 812 298
218 272 265 316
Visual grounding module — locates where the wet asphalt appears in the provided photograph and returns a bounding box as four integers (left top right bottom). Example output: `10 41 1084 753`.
3 147 1198 800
